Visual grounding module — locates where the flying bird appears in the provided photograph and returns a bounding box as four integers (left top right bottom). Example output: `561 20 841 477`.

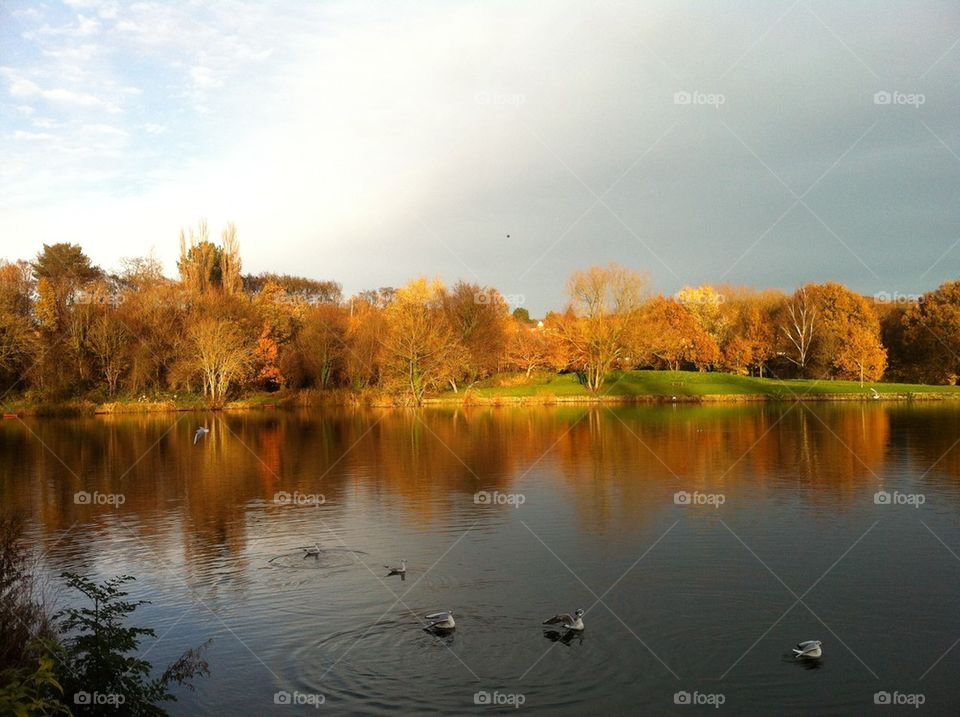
542 608 585 631
424 610 455 630
793 640 822 659
193 427 210 445
870 388 880 399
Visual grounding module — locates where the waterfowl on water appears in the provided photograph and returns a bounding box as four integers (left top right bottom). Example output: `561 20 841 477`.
303 542 321 557
385 559 407 577
793 640 822 658
543 608 585 631
425 611 455 630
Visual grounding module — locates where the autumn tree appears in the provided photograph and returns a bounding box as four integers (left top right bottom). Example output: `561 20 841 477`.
31 243 102 329
559 264 647 391
292 304 347 390
178 221 221 294
0 261 38 387
636 297 720 371
86 310 131 397
442 281 510 389
380 278 465 404
220 223 243 296
185 317 254 403
805 282 886 381
901 281 960 384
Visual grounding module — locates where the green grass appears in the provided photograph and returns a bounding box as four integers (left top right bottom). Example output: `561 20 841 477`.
463 370 960 399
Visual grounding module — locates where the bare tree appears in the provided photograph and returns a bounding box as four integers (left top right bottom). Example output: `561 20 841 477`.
780 286 817 371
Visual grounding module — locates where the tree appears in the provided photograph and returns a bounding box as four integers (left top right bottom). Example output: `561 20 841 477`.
0 261 38 386
220 223 243 296
30 243 102 328
86 310 131 397
185 317 253 403
637 297 720 371
559 264 647 391
804 282 886 381
177 221 221 294
294 304 347 390
835 323 887 385
380 278 465 404
901 281 960 384
779 286 817 373
55 573 209 716
512 307 531 323
505 318 552 377
442 281 510 389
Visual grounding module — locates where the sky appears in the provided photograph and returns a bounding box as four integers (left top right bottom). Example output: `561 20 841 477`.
0 0 958 315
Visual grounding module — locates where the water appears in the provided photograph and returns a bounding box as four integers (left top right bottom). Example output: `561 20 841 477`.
3 403 960 715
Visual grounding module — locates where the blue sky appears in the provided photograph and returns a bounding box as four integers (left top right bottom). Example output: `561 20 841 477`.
1 1 959 314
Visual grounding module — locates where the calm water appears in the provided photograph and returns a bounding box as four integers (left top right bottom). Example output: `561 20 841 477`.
4 403 960 715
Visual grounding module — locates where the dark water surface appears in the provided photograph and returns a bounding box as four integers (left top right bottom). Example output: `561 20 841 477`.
3 403 960 715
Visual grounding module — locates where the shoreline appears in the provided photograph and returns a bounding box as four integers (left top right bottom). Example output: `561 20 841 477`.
6 389 960 417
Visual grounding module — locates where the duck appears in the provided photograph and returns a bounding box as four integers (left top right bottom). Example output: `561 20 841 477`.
793 640 822 658
543 608 585 631
424 610 455 630
302 542 321 557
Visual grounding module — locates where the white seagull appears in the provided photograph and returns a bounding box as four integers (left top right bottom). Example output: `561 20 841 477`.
303 542 321 557
424 611 455 630
870 388 880 400
793 640 822 658
385 559 407 577
193 427 210 445
543 608 585 631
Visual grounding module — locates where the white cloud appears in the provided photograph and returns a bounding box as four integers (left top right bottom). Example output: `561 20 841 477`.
13 131 56 142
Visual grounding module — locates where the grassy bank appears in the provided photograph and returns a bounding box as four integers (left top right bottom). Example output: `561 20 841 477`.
444 370 960 403
4 371 960 416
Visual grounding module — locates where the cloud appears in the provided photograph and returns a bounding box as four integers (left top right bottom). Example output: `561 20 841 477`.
1 68 119 111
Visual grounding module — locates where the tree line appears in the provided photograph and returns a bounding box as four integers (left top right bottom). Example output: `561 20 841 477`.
0 223 957 405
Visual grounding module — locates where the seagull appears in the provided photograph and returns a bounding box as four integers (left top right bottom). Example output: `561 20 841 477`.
302 542 321 557
424 610 455 630
385 559 407 578
870 388 880 400
793 640 822 659
542 608 585 631
193 427 210 445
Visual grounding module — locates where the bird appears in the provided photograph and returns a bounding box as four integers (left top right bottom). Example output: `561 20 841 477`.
870 388 880 400
424 610 455 630
542 608 585 631
793 640 822 659
302 542 321 557
385 559 407 578
193 427 210 445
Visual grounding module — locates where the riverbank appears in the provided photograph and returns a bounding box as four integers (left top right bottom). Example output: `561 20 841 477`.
5 371 960 416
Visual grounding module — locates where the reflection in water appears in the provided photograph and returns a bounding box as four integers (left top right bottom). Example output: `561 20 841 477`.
3 403 960 715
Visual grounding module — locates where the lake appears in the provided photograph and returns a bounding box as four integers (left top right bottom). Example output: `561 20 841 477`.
3 402 960 715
